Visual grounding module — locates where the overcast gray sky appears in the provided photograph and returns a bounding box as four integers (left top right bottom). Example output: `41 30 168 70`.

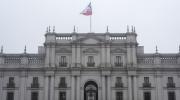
0 0 180 53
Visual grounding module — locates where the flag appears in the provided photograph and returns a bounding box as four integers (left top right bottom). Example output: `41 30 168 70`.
80 2 92 16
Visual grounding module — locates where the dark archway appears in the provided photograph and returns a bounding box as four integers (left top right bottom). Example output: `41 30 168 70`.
84 81 98 100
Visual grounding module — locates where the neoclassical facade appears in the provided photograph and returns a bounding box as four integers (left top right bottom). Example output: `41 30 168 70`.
0 28 180 100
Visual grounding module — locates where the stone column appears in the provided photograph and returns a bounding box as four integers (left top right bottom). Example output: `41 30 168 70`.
20 72 26 100
44 76 49 100
133 76 137 100
71 76 75 100
50 76 55 100
76 76 80 100
128 76 132 100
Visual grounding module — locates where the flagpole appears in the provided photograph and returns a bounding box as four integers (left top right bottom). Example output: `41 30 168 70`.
90 15 92 32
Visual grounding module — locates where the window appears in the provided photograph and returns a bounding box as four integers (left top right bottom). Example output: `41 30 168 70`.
59 92 66 100
168 91 176 100
88 56 94 63
115 56 122 66
116 56 121 64
168 77 173 83
87 56 95 67
60 56 67 67
115 77 123 87
31 77 39 88
144 77 149 83
7 77 15 88
59 77 67 88
33 77 38 84
31 92 38 100
143 77 151 88
61 56 66 63
144 92 151 100
117 77 122 83
7 92 14 100
116 92 123 100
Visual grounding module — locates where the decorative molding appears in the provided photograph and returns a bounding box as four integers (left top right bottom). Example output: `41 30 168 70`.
111 48 127 53
56 48 72 53
83 48 99 53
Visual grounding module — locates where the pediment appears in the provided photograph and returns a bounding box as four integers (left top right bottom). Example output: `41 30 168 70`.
56 48 71 53
111 48 126 53
83 48 99 53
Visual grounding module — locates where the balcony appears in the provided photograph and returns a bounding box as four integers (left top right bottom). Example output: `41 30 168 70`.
58 83 67 88
143 83 151 88
167 83 175 88
115 82 123 88
7 83 15 88
31 83 39 88
114 62 123 67
59 62 67 67
87 62 95 67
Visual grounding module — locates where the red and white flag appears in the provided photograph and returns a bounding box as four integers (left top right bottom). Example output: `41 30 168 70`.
80 3 92 16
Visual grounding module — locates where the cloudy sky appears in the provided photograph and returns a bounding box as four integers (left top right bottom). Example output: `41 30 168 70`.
0 0 180 53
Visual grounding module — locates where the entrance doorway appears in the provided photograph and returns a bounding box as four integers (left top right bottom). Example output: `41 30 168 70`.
84 81 98 100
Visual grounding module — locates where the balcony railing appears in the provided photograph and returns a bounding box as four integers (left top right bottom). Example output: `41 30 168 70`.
58 83 67 88
143 83 151 88
115 82 123 88
114 62 123 67
87 62 95 67
59 62 67 67
7 83 15 88
31 83 39 88
167 83 175 88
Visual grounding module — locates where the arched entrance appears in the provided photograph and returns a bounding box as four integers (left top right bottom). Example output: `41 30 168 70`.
84 81 98 100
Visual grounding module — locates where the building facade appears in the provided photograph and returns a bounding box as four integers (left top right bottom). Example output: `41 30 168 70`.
0 28 180 100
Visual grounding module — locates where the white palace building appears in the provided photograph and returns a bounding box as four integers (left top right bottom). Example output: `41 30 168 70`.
0 27 180 100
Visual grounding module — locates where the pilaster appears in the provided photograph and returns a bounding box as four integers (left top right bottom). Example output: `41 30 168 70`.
50 76 55 100
76 76 80 100
71 45 76 67
133 76 137 100
20 71 27 100
0 55 4 64
71 76 75 100
101 44 106 67
45 45 50 67
102 76 106 100
132 45 137 65
44 76 49 100
107 75 111 100
106 44 111 67
177 54 180 64
0 72 3 100
50 45 56 67
128 76 133 100
127 45 132 66
76 45 81 67
156 74 162 100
